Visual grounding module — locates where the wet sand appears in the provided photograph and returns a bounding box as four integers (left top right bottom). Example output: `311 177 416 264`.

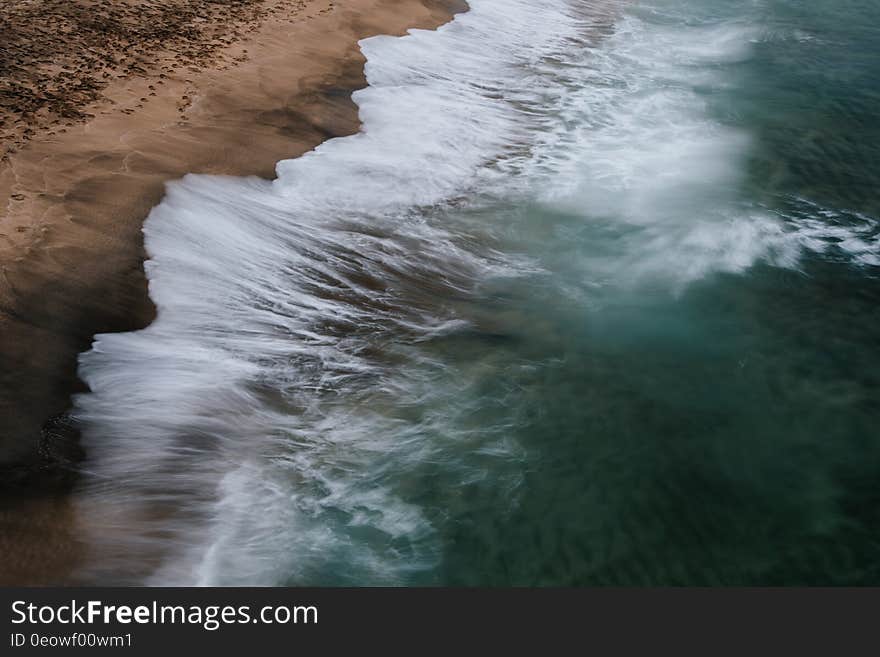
0 0 464 584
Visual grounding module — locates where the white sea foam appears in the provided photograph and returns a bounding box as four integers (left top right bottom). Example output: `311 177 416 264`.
72 0 587 585
513 4 878 292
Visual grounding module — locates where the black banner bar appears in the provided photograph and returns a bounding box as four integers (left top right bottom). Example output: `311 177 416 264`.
1 588 876 653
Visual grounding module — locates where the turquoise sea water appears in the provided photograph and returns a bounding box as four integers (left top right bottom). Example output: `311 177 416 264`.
404 0 880 585
415 0 880 585
422 0 880 585
73 0 880 585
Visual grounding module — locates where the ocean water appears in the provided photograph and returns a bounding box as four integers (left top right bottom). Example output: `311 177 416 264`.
72 0 880 585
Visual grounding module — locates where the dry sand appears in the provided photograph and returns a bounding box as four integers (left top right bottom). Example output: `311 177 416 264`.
0 0 464 584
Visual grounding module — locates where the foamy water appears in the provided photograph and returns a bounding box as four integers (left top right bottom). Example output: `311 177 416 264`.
72 0 880 585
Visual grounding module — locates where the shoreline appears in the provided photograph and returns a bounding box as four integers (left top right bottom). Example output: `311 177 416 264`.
0 0 465 584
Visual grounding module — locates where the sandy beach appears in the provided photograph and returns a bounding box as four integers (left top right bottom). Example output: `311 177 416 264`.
0 0 463 584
